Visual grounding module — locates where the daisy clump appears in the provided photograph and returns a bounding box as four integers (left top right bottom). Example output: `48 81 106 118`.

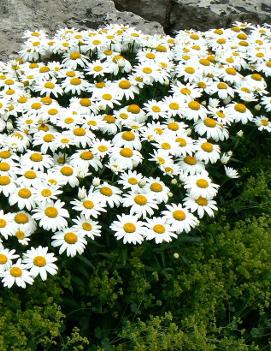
0 22 270 287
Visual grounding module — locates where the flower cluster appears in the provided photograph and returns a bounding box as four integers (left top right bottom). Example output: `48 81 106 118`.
0 22 270 287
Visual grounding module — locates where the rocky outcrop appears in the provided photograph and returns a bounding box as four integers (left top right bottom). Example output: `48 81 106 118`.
0 0 164 61
113 0 271 34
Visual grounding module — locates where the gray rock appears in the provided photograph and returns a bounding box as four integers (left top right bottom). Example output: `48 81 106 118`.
113 0 271 34
0 0 164 61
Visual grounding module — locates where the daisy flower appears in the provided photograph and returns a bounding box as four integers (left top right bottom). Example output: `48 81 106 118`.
110 214 146 244
71 193 107 219
94 183 122 208
32 200 69 232
0 247 19 273
51 229 87 257
1 259 34 288
224 166 240 178
122 191 158 219
162 204 199 233
145 217 177 243
194 139 221 164
72 216 101 240
184 173 219 199
184 195 218 218
23 246 58 281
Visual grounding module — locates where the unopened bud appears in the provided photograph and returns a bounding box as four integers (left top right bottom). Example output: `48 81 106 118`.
78 186 87 200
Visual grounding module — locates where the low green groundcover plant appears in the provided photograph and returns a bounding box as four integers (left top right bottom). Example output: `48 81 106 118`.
0 21 271 350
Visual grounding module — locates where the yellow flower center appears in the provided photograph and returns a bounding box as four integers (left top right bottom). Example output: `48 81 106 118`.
70 78 81 85
96 82 106 88
176 137 187 146
251 73 262 81
18 188 31 199
184 156 197 165
127 104 140 114
102 93 112 101
173 210 186 221
266 61 271 68
24 170 36 179
150 182 162 192
185 67 195 74
153 224 165 234
128 177 138 185
80 151 93 160
64 232 78 244
234 103 246 113
0 175 11 185
199 58 210 66
204 118 217 127
41 189 52 197
120 148 133 158
43 134 55 142
169 102 179 110
80 98 91 106
156 45 167 52
198 81 207 89
10 267 22 277
260 119 269 126
41 96 52 105
151 105 161 112
161 142 171 150
30 153 43 162
201 142 213 152
119 112 128 120
93 65 103 72
216 111 225 118
217 82 228 89
44 82 55 89
0 254 8 264
98 145 108 153
0 219 6 228
123 223 136 233
73 127 86 136
119 80 131 89
18 96 28 103
196 179 209 188
39 66 50 73
168 122 179 131
196 196 208 206
180 87 191 95
83 200 94 209
82 222 92 231
16 230 25 240
33 256 46 267
5 79 14 85
122 131 135 141
143 67 152 74
103 115 116 123
48 108 58 115
146 52 156 59
45 207 58 218
239 41 248 47
31 102 42 110
15 213 29 224
226 67 237 75
0 162 10 171
188 101 200 110
70 51 81 60
61 166 73 176
92 39 101 45
100 187 113 196
134 195 147 205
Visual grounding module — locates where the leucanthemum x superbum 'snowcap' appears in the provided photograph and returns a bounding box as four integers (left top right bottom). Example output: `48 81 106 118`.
0 22 270 288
